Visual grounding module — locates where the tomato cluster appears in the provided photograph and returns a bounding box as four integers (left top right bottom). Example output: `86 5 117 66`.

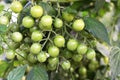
0 1 109 80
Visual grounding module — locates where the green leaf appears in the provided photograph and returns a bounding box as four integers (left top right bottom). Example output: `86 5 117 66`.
0 25 7 34
83 17 110 44
26 66 48 80
7 65 27 80
109 47 120 79
95 0 105 12
0 46 3 54
39 2 57 16
0 4 4 13
0 61 9 77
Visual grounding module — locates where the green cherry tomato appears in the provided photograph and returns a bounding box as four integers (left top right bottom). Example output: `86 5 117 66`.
12 32 23 42
72 54 83 62
48 57 59 66
0 16 9 25
67 39 78 51
31 31 43 42
77 44 88 55
16 51 27 61
86 48 96 60
6 50 15 60
61 60 71 70
72 19 85 31
22 16 35 28
62 12 74 22
30 5 43 18
62 49 73 59
29 26 38 33
47 63 57 71
11 1 23 13
37 51 47 63
54 35 65 47
54 18 63 28
48 46 59 57
79 66 87 75
39 15 53 29
30 43 42 54
27 53 37 63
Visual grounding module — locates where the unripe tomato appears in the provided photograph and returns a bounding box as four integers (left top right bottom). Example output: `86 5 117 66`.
31 31 43 42
6 50 15 60
11 1 23 13
27 53 37 63
61 60 71 70
88 60 99 71
20 44 30 53
79 66 87 75
62 12 74 22
0 16 9 25
29 26 38 33
48 57 59 66
86 48 96 60
9 22 19 32
16 51 27 61
54 18 63 28
62 49 73 59
54 35 65 47
37 51 47 62
67 39 78 51
39 15 53 29
48 46 59 57
30 5 43 18
12 32 23 42
30 43 42 54
7 40 20 49
72 54 83 62
47 63 57 71
22 16 35 28
77 44 88 55
72 19 85 31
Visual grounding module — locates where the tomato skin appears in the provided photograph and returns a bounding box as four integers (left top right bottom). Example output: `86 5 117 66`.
30 43 42 54
22 16 35 28
31 31 43 42
0 16 9 25
11 1 23 13
37 51 47 63
54 18 63 28
86 48 96 60
30 5 43 18
61 60 71 70
79 66 87 75
48 57 59 66
67 39 78 51
16 51 27 61
62 49 73 59
77 44 88 55
12 32 23 42
54 35 65 47
48 46 59 57
62 12 74 22
27 53 37 63
72 19 85 31
72 54 83 62
6 50 15 60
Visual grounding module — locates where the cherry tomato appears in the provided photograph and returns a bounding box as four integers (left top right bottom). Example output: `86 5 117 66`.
62 49 73 59
30 43 42 54
54 35 65 47
67 39 78 51
27 53 37 63
30 5 43 18
37 51 47 62
16 51 27 61
86 48 96 60
62 12 74 22
72 19 85 31
54 18 63 28
77 44 88 55
47 63 57 71
61 60 71 70
48 57 59 66
12 32 23 42
11 1 23 13
31 31 43 42
0 16 9 25
6 50 15 60
22 16 35 28
48 46 59 57
79 66 87 75
72 54 83 62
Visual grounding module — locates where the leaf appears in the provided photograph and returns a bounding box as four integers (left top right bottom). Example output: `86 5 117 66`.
7 65 27 80
0 4 4 13
39 2 57 16
109 47 120 79
95 0 105 12
63 7 77 15
0 25 7 34
26 66 48 80
0 60 9 77
83 17 110 44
